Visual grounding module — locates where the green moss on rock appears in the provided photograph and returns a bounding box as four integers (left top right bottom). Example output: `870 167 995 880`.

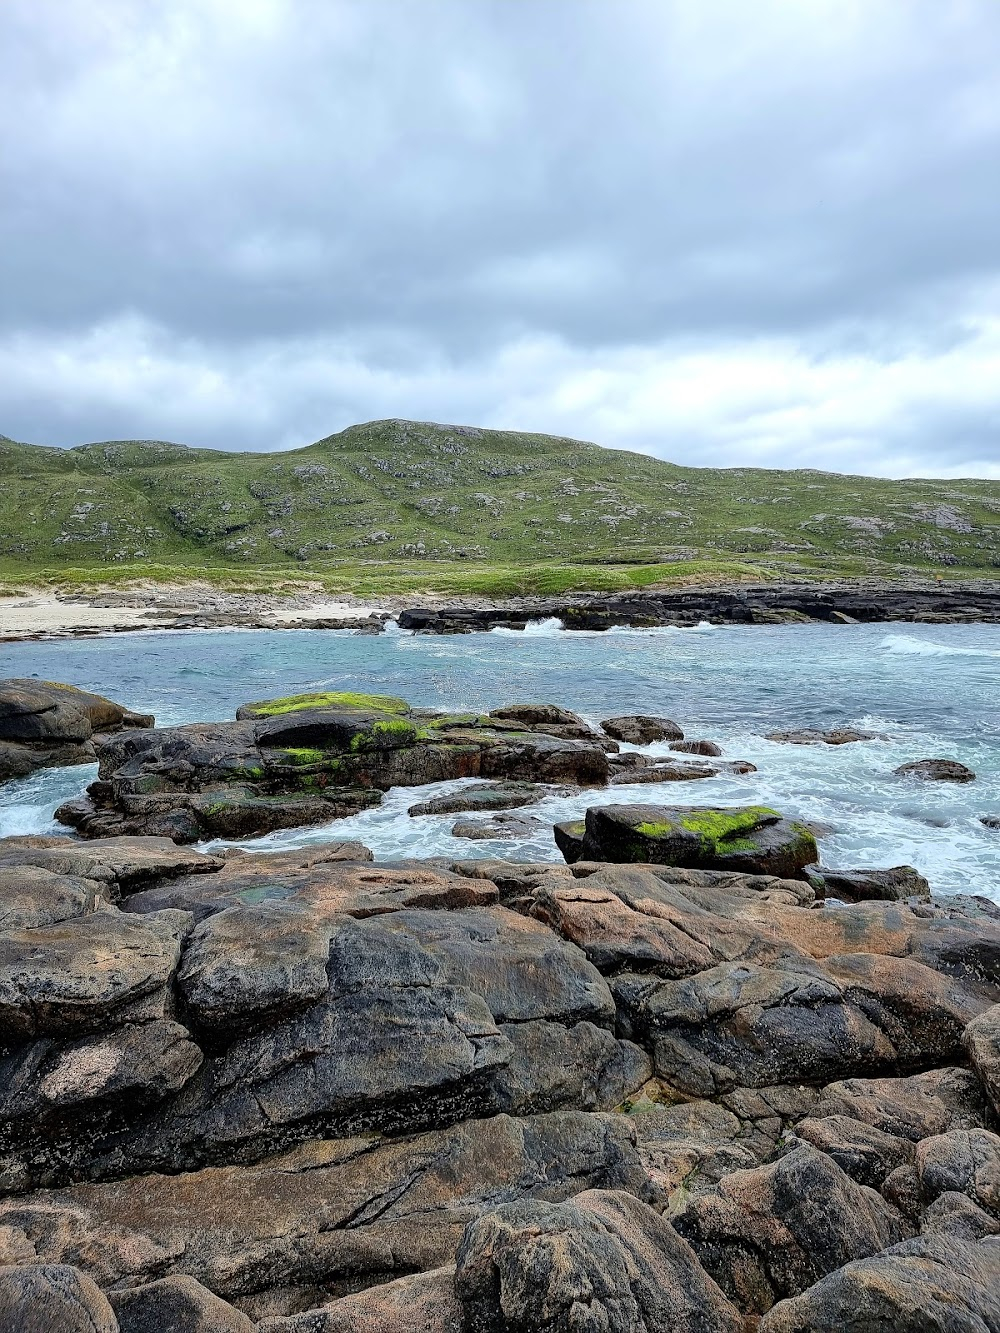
242 691 410 718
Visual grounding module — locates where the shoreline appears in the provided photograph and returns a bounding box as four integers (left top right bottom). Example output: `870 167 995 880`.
2 576 1000 642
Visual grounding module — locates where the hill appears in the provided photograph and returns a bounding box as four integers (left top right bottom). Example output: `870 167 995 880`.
1 420 998 584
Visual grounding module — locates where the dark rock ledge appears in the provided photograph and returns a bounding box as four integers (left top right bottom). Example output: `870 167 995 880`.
3 818 1000 1330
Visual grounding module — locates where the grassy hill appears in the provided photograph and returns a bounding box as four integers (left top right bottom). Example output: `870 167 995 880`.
1 419 998 591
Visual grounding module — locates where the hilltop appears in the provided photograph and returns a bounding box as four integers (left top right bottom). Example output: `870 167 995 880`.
1 419 998 588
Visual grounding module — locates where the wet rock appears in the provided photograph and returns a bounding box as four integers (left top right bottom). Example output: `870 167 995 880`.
257 1267 463 1332
609 759 751 784
894 758 977 783
450 814 546 840
0 1263 119 1332
109 1274 255 1332
674 1144 911 1314
805 863 930 902
982 815 1000 830
569 804 818 878
670 739 723 756
758 1234 1000 1332
489 703 585 727
455 1188 743 1333
0 677 154 783
408 782 543 816
765 728 878 745
600 715 684 744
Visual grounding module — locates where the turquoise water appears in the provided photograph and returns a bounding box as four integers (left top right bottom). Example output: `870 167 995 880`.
2 620 998 895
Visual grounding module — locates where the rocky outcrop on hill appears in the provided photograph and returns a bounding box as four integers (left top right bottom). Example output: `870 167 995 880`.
0 679 153 782
53 694 613 842
3 829 1000 1327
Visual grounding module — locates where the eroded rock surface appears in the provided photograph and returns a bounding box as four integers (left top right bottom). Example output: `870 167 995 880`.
0 677 153 783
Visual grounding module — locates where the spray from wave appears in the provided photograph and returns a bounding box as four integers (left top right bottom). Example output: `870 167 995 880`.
881 634 1000 659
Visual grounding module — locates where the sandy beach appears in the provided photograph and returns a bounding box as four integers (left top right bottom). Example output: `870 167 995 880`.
0 587 389 640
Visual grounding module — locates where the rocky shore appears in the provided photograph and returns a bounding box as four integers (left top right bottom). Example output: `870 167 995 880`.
3 576 1000 641
2 675 1000 1327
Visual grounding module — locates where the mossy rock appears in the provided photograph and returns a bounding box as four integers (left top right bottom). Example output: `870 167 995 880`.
570 803 818 878
236 691 410 720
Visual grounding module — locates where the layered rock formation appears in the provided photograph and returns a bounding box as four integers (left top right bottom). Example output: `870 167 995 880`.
0 679 153 782
3 830 1000 1328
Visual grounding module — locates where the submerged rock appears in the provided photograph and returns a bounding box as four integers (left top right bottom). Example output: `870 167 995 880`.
806 864 931 902
561 803 818 878
894 758 977 783
0 677 153 783
408 781 544 816
765 727 879 745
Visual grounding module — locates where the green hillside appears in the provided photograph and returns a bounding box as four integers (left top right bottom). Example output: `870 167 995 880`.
1 420 998 582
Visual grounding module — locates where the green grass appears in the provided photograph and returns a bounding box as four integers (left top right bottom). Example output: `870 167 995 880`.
241 691 410 717
1 418 997 584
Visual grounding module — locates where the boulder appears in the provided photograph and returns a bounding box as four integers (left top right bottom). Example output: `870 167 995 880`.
758 1234 1000 1332
0 677 153 783
485 1021 650 1116
806 864 930 902
609 759 756 784
600 715 684 744
489 703 585 727
674 1144 911 1314
455 1189 743 1333
0 834 224 893
982 815 1000 831
894 758 977 783
810 1068 990 1143
568 804 818 878
916 1129 1000 1218
792 1113 915 1187
0 1263 119 1332
670 739 723 756
920 1191 1000 1241
109 1274 255 1331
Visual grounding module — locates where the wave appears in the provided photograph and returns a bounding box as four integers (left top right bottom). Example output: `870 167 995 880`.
490 617 565 636
880 633 1000 659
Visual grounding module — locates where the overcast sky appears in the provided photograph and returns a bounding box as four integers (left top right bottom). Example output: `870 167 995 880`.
2 0 999 477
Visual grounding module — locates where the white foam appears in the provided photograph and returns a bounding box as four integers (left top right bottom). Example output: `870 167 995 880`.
881 633 1000 659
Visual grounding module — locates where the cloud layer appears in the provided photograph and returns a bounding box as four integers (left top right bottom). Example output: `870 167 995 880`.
2 0 999 476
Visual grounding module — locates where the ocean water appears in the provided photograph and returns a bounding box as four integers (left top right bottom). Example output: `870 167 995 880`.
1 620 998 896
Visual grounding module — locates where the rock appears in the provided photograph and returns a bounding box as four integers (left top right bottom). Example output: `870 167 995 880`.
451 813 545 840
600 715 684 744
110 1274 255 1331
0 835 224 894
553 818 586 862
485 1021 651 1116
674 1144 911 1314
811 1068 990 1143
408 782 543 816
894 758 977 783
569 804 818 878
916 1129 1000 1218
489 704 585 727
0 908 190 1041
805 864 930 902
670 739 723 756
0 677 154 783
0 1263 119 1332
963 1005 1000 1116
0 1112 648 1309
982 815 1000 830
63 696 610 842
920 1191 1000 1241
123 856 482 923
609 759 751 784
455 1188 743 1333
257 1268 463 1332
0 865 100 931
792 1114 914 1187
758 1234 1000 1332
765 728 878 745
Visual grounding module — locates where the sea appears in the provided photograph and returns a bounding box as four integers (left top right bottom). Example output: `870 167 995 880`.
2 619 998 897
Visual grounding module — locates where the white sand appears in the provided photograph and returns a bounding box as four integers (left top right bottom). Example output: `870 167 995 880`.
0 591 387 638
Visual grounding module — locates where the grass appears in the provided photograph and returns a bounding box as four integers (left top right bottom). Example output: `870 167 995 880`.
0 419 997 586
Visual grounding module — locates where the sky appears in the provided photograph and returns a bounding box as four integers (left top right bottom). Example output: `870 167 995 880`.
1 0 999 478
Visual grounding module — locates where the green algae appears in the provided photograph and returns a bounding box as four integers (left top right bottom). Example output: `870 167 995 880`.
245 691 410 717
280 747 326 765
348 717 418 751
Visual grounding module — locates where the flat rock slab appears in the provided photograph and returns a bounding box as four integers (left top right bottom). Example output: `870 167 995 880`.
765 728 880 745
601 715 684 744
408 782 544 817
451 813 547 840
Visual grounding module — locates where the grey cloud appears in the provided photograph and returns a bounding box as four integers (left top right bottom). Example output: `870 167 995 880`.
0 0 999 475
